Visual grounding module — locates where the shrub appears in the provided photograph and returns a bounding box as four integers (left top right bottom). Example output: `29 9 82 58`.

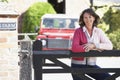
108 29 120 50
22 2 56 33
102 8 120 49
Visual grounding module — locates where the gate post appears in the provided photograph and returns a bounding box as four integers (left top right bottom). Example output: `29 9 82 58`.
19 40 32 80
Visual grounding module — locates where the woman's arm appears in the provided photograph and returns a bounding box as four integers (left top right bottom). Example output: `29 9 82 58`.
95 29 113 50
72 28 87 52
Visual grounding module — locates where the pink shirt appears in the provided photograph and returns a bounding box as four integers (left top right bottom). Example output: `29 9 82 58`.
72 27 113 65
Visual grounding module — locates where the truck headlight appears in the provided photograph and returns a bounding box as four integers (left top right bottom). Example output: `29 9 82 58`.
41 39 46 46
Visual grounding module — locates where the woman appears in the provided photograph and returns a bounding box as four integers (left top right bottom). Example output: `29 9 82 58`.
71 8 113 80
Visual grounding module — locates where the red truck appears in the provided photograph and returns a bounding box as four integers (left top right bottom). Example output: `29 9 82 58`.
36 14 79 50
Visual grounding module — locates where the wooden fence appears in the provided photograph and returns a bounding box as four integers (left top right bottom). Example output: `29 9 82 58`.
33 50 120 80
18 34 120 80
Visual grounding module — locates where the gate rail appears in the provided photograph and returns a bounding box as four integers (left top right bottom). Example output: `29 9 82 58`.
33 50 120 80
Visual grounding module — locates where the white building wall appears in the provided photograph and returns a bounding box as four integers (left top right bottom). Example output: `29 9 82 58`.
65 0 90 16
8 0 47 14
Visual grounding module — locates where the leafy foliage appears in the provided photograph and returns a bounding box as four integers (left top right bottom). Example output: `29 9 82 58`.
0 0 8 2
102 8 120 49
22 2 56 33
108 29 120 50
103 8 120 33
96 7 120 50
97 21 109 32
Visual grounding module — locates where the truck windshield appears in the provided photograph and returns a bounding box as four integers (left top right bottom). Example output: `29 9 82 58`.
43 18 78 29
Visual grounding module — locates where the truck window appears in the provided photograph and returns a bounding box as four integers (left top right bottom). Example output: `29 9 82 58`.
69 19 78 28
43 18 53 28
42 18 78 29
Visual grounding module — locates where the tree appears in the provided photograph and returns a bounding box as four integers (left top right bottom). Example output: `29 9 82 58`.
0 0 8 2
22 2 56 34
103 7 120 33
95 6 120 49
108 29 120 50
102 7 120 49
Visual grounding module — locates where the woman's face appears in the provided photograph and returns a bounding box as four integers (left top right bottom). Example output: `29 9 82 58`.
83 12 95 28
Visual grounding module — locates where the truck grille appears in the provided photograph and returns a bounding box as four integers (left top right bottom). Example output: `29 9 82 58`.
47 39 71 49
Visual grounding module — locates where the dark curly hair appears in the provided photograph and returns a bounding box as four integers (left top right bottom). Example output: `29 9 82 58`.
79 8 100 28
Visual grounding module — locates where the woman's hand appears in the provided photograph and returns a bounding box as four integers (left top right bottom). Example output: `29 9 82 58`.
83 43 96 52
